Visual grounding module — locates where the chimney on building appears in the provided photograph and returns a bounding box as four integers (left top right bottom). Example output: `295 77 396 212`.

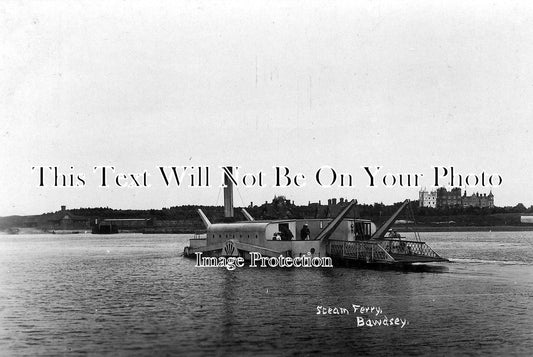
61 205 66 212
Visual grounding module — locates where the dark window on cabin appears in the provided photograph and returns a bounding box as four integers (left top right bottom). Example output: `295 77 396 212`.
353 222 371 240
278 223 293 241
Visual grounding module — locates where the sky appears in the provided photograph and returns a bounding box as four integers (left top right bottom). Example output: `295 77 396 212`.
1 0 532 216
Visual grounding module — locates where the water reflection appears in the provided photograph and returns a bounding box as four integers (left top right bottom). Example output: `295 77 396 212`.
221 270 236 350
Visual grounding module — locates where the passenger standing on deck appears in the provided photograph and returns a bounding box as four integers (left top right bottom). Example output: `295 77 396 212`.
300 224 310 240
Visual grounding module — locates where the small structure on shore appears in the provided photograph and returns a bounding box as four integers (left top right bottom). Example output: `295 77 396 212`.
93 218 153 234
47 206 92 231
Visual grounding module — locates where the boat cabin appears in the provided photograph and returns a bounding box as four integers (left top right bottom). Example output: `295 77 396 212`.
195 218 376 258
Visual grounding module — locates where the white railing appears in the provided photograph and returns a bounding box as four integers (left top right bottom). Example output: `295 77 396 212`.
328 240 396 263
379 239 442 258
192 232 207 240
328 239 445 263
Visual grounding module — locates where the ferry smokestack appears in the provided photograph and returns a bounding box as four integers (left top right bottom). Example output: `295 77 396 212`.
223 167 234 218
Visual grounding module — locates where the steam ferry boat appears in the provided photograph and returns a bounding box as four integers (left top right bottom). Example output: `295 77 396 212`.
183 173 448 267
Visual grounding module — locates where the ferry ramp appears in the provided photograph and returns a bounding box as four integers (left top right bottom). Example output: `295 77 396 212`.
327 239 448 264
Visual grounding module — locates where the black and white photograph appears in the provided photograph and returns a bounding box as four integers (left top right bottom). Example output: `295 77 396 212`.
1 1 532 355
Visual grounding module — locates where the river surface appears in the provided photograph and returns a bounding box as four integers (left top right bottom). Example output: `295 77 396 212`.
0 232 532 356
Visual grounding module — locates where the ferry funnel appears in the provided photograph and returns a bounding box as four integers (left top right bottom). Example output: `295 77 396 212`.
222 166 234 218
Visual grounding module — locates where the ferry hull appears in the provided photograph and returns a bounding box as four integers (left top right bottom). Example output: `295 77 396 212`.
184 237 448 266
184 238 326 260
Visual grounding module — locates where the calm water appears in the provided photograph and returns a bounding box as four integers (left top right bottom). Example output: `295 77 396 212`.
0 232 532 356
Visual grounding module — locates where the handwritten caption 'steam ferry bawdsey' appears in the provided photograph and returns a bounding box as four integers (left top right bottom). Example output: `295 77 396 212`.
183 168 448 268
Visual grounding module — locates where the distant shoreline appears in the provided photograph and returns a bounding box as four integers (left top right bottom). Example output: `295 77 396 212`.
395 225 533 232
3 225 533 235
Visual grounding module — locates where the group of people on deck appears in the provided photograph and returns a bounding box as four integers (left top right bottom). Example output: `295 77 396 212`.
272 225 293 241
272 224 311 241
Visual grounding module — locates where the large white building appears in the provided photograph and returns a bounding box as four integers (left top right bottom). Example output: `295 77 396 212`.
419 189 437 208
419 188 495 209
